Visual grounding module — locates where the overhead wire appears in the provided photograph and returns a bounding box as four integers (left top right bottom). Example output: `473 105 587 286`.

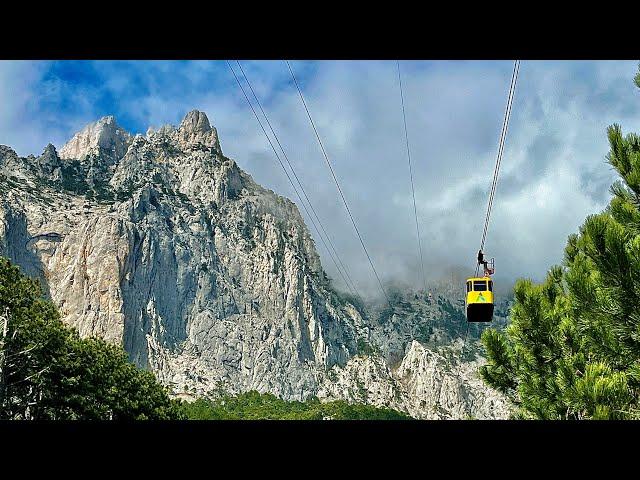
476 60 520 276
397 60 427 293
235 60 361 299
285 60 391 306
465 59 520 345
226 60 357 297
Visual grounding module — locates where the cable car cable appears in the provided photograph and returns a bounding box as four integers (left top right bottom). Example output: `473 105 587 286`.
228 61 356 297
286 60 392 306
479 60 520 255
397 60 427 293
480 60 519 255
474 60 519 277
467 60 520 327
236 61 360 297
226 61 357 298
235 60 361 299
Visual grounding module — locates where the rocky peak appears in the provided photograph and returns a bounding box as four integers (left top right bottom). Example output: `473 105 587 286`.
177 110 221 153
59 115 132 161
39 143 60 163
0 145 18 165
181 110 211 133
35 143 62 179
0 145 27 179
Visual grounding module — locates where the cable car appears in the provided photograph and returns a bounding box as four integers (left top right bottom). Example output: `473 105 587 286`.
465 254 495 322
465 277 494 322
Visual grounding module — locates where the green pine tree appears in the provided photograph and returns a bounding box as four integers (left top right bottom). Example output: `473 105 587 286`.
0 257 183 420
480 65 640 419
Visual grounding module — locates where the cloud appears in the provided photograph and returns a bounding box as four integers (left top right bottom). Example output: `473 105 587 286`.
2 60 639 300
0 61 60 155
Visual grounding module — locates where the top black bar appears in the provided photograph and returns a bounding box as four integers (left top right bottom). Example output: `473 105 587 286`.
2 9 638 60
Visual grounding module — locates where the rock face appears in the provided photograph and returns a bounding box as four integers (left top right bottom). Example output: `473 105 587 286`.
0 111 510 418
59 116 132 161
318 341 510 419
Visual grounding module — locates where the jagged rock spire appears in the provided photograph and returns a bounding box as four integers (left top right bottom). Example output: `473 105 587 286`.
36 143 62 180
59 110 222 160
181 110 211 133
59 115 132 161
177 110 221 153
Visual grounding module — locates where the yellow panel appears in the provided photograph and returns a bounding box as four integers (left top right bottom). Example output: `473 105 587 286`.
466 290 493 305
465 277 494 306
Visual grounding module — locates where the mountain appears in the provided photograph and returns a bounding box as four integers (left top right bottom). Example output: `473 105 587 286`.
0 110 509 418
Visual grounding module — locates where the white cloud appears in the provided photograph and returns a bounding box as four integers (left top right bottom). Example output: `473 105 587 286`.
0 61 56 155
2 60 639 299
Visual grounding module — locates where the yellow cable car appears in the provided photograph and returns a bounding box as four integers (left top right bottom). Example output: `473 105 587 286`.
465 276 494 322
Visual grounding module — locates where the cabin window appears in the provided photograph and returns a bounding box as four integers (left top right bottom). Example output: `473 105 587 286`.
488 281 493 292
466 282 472 292
473 280 487 291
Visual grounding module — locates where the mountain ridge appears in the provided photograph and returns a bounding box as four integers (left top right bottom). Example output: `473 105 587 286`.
0 109 510 418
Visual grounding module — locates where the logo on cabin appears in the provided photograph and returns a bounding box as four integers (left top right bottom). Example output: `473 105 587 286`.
477 292 486 303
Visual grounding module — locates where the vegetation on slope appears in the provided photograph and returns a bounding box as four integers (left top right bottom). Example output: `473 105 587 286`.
480 66 640 419
0 257 410 420
180 390 411 420
0 257 183 420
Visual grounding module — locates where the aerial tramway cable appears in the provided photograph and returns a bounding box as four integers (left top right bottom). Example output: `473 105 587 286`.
464 60 520 349
286 60 392 306
396 60 427 293
234 61 361 299
226 61 358 298
475 60 520 277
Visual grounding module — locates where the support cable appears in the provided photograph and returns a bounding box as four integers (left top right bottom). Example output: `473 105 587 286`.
397 60 427 292
475 60 520 276
286 60 391 306
235 61 361 299
226 61 357 297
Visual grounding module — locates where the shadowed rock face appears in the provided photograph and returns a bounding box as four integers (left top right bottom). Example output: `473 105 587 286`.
0 110 510 418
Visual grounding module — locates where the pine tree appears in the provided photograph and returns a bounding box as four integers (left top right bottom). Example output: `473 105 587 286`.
481 65 640 419
0 257 183 420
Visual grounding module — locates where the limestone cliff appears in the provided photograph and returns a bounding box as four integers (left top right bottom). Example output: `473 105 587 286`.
0 111 510 418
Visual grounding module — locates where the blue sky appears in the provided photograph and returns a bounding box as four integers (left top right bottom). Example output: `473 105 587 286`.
1 60 639 296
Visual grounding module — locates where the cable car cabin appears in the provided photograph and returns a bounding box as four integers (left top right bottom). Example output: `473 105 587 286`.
465 277 494 322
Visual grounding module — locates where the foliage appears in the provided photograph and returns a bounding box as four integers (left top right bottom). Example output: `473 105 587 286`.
179 390 411 420
0 257 183 420
480 68 640 419
356 338 377 356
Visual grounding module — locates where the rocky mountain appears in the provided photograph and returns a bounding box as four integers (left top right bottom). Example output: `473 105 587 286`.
318 340 509 419
0 111 510 419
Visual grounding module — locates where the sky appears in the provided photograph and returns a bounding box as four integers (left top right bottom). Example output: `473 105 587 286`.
1 60 639 299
